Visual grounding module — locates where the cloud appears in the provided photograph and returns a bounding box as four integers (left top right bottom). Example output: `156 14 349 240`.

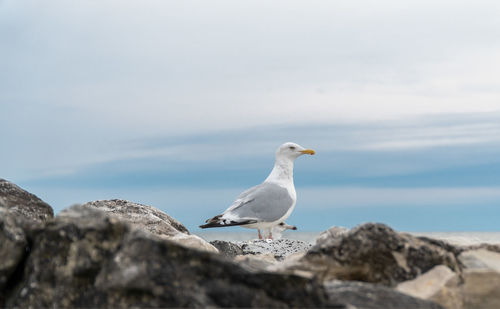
2 0 500 135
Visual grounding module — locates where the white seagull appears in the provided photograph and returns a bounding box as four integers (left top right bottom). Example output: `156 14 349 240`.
200 142 315 239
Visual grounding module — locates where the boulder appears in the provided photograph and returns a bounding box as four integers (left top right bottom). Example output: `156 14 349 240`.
4 205 332 308
234 254 278 272
210 240 244 258
396 265 457 299
82 199 218 253
236 239 312 261
395 249 500 309
459 249 500 271
287 223 461 286
0 178 53 225
0 208 28 300
436 249 500 309
325 280 444 309
315 226 349 246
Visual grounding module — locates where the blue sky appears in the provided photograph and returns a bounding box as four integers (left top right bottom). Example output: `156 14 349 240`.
1 0 500 232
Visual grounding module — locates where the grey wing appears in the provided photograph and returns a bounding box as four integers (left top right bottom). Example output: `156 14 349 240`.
224 183 294 222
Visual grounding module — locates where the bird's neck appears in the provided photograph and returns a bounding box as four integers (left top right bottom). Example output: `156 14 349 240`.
264 157 294 185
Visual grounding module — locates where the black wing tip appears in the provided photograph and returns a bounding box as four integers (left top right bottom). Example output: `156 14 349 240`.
199 222 221 229
199 219 258 229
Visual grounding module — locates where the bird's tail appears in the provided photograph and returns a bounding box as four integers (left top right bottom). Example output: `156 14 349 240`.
199 214 257 229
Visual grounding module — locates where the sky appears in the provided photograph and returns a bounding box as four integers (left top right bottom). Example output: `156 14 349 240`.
1 0 500 232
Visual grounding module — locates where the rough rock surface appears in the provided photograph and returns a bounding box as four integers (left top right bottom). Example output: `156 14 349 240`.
325 280 444 309
236 239 312 260
435 249 500 309
0 178 53 224
83 199 188 235
290 223 461 286
210 240 244 258
315 226 349 246
0 208 27 298
3 205 332 308
0 180 469 309
83 199 218 253
390 249 500 309
396 265 457 299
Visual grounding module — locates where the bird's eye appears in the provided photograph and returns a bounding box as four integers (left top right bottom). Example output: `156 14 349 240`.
289 146 296 150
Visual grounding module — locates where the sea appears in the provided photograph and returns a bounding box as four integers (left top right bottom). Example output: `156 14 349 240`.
196 231 500 246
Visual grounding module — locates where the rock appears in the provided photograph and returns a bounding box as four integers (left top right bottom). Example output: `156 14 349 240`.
210 240 244 258
324 280 444 309
4 205 332 308
464 243 500 254
4 205 129 308
289 223 461 286
82 199 218 253
82 199 188 235
315 226 349 246
0 178 53 225
0 208 28 299
459 249 500 271
396 250 500 309
451 270 500 309
396 265 457 299
236 239 312 261
433 249 500 309
430 269 500 309
210 239 310 260
234 254 278 272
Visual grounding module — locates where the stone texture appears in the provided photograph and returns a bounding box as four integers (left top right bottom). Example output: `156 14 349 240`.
315 226 349 246
290 223 461 286
396 250 500 309
82 199 188 235
236 239 312 261
0 208 28 299
82 199 218 253
3 205 332 308
324 280 444 309
433 249 500 309
210 240 244 258
0 178 53 225
430 269 500 309
459 249 500 271
396 265 457 299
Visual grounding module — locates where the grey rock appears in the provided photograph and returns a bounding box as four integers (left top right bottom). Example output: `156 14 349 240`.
236 239 312 260
0 208 28 300
396 265 457 299
315 226 349 246
430 269 500 309
325 280 444 309
234 254 278 272
82 199 188 236
0 178 53 225
4 205 331 308
459 249 500 271
210 240 243 257
82 199 218 253
295 223 461 286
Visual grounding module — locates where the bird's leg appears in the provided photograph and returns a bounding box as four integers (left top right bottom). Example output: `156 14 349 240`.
258 229 263 240
268 231 273 240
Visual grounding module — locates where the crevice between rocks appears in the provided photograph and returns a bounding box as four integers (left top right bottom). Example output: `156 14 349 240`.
1 237 32 307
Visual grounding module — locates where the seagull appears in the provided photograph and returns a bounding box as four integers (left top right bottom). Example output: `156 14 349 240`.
200 142 315 239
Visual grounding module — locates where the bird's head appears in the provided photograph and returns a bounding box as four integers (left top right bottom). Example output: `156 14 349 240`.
276 142 315 161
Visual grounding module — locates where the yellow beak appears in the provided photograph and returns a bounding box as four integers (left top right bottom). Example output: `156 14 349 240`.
300 149 315 155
